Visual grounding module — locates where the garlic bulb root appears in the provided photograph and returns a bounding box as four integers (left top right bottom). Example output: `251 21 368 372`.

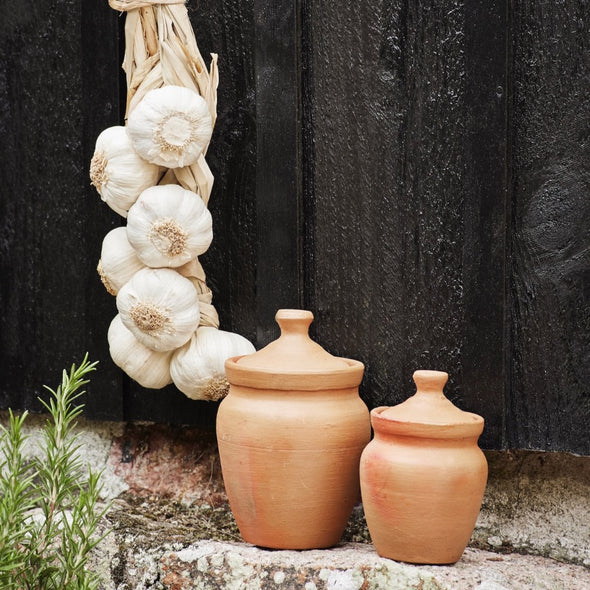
108 314 173 389
97 260 117 297
127 184 213 268
90 152 108 189
170 327 256 401
117 267 201 352
149 218 187 256
90 126 162 217
129 301 170 334
127 85 213 168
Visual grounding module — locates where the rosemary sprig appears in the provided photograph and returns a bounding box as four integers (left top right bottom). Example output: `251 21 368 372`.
0 355 109 589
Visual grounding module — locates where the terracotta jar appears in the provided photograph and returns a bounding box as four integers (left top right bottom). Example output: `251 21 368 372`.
359 370 487 564
217 309 370 549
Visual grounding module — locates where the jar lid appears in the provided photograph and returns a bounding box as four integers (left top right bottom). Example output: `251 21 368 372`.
374 370 484 436
225 309 364 390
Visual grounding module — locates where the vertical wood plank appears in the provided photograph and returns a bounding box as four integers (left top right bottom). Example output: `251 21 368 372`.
305 0 507 447
0 0 122 418
81 0 125 420
508 0 590 452
461 0 508 448
189 0 257 344
253 0 302 346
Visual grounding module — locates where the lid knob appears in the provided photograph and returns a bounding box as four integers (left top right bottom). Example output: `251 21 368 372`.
413 370 448 395
374 369 484 434
275 309 314 337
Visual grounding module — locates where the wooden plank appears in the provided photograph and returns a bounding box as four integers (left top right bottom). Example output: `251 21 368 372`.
0 0 122 418
304 0 507 448
253 0 302 346
187 0 257 345
461 0 508 449
81 0 125 420
508 0 590 453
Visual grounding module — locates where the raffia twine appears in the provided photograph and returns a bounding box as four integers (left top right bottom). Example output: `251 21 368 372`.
109 0 185 11
109 0 220 329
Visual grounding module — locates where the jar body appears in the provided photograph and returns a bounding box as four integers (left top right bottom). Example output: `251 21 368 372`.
217 383 371 549
360 423 488 564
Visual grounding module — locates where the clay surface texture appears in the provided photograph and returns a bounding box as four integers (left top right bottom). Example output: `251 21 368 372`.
217 309 370 549
360 370 488 564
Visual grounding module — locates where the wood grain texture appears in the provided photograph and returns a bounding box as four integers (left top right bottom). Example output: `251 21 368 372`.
461 0 508 447
508 0 590 452
253 0 302 346
0 0 123 418
0 0 587 452
188 0 257 344
304 1 507 448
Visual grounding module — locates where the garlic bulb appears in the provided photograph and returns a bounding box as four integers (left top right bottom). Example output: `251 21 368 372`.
127 85 213 168
90 126 162 217
127 184 213 268
117 267 200 352
170 326 256 401
97 227 146 295
108 315 173 389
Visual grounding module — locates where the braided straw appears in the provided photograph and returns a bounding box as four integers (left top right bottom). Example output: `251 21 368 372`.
116 1 218 204
109 1 185 11
109 0 220 329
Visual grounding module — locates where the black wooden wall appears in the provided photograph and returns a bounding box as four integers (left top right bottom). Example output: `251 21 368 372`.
1 1 588 454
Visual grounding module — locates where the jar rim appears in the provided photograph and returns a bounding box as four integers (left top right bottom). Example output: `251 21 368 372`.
225 356 365 391
371 406 484 439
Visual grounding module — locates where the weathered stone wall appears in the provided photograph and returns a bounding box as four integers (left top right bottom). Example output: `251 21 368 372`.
3 413 589 588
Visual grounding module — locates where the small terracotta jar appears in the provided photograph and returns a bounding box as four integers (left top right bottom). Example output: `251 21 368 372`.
360 370 487 564
217 309 370 550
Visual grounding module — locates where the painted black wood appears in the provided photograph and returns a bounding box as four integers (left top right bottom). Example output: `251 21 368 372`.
0 0 123 418
0 1 588 453
253 0 302 346
80 0 126 421
304 0 508 449
508 0 590 453
460 0 508 449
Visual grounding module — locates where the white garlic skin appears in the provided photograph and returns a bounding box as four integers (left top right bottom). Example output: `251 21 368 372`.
98 227 146 295
170 326 256 401
127 85 213 168
108 314 173 389
90 126 162 217
127 184 213 268
116 267 201 352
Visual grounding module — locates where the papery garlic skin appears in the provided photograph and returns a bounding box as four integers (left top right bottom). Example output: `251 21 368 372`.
127 185 213 268
90 126 162 217
127 85 213 168
170 326 256 401
117 267 200 352
98 227 146 295
108 314 173 389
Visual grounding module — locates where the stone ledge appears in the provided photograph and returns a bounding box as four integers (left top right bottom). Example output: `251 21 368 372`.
98 539 590 590
92 493 590 589
3 415 589 587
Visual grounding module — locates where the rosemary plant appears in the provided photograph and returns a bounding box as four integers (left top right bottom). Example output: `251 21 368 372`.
0 355 109 589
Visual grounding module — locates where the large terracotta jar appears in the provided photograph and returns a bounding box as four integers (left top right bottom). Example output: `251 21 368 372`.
360 370 487 564
217 309 370 549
